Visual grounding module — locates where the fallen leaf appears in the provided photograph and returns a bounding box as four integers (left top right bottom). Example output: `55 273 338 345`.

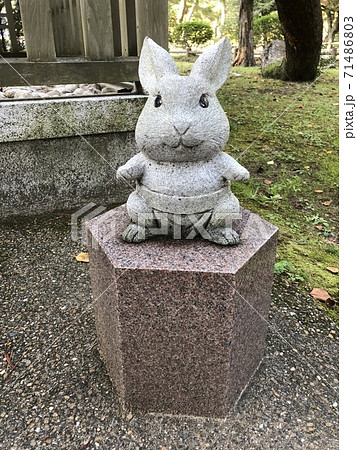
264 179 272 185
326 266 339 274
315 225 323 230
307 124 313 127
263 144 270 149
304 165 310 169
326 150 333 154
267 160 275 165
314 189 323 193
322 200 332 206
310 288 331 302
4 352 15 369
76 252 89 263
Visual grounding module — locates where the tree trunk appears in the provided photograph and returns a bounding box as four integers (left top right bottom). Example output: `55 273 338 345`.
330 14 339 48
1 28 7 53
186 0 197 22
177 0 187 24
324 11 339 51
221 2 225 27
233 0 255 67
275 0 323 81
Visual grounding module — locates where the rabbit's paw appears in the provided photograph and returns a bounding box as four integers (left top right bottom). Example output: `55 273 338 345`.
116 168 132 181
206 227 240 246
236 170 250 183
122 224 149 243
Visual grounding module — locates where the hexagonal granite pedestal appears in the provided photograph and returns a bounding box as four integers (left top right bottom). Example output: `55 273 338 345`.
86 205 278 418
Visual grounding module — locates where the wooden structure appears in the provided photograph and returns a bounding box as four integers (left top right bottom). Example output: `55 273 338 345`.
0 0 168 86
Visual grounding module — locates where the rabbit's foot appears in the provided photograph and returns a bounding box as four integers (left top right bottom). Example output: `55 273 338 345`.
122 224 150 243
206 227 240 246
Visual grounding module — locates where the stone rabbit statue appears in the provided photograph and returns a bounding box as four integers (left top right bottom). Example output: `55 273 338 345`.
117 37 249 245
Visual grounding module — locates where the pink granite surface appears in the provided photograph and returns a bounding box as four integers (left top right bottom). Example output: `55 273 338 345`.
87 205 278 418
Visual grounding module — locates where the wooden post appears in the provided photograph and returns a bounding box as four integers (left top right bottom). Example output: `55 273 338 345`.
118 0 137 57
4 0 20 53
110 0 122 56
51 0 65 55
70 0 85 56
79 0 115 60
135 0 168 54
50 0 83 56
74 0 85 56
118 0 128 56
18 0 57 61
125 0 137 56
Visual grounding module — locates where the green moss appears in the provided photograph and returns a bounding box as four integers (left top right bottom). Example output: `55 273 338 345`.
173 56 339 322
261 58 288 80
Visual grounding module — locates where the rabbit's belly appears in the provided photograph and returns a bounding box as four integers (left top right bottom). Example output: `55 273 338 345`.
141 160 225 196
137 183 230 215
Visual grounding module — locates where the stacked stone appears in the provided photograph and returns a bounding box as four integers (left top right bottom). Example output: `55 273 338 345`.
0 82 133 100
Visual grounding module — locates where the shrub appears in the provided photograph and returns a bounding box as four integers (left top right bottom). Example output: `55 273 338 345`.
172 21 213 49
254 13 283 47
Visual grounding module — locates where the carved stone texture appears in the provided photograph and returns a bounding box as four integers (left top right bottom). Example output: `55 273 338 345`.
87 205 278 418
116 37 250 246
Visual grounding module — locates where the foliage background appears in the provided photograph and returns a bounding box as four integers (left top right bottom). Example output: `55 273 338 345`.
168 0 339 49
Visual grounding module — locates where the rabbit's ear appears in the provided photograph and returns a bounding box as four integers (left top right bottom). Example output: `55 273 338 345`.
190 37 232 91
139 37 179 94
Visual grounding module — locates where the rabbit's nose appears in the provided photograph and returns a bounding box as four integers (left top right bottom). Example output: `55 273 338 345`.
174 122 190 136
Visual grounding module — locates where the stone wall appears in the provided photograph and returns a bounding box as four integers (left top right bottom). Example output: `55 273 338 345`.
0 95 146 218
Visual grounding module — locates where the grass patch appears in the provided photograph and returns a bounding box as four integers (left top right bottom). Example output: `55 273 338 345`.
173 56 339 322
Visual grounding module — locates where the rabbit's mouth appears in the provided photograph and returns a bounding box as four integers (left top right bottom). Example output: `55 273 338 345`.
173 137 202 149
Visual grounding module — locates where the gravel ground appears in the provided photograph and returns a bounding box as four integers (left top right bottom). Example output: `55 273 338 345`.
0 213 338 449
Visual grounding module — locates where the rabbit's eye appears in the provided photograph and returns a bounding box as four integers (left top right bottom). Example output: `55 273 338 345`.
154 95 162 107
199 94 209 108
